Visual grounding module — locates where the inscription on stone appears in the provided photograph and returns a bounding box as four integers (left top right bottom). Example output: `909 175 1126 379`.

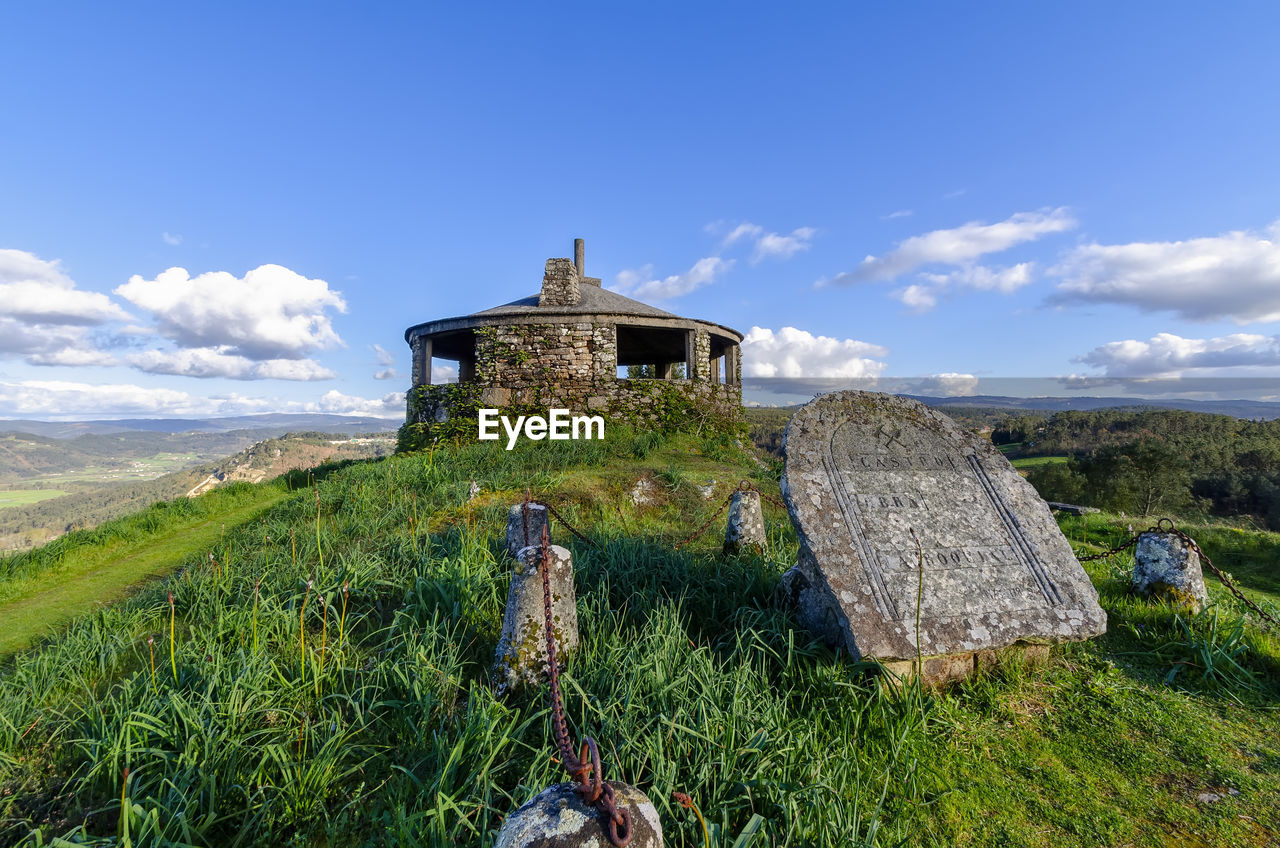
780 391 1106 665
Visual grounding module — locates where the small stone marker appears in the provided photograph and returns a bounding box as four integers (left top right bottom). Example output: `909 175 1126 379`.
507 502 550 559
1132 531 1208 613
493 543 579 693
496 782 663 848
779 391 1106 685
724 489 766 555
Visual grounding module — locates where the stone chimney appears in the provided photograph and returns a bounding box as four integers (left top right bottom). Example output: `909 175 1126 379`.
574 237 602 288
539 257 581 307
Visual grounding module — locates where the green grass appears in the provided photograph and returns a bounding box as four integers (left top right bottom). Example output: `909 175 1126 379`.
0 483 291 653
1010 455 1067 469
0 430 1277 847
0 490 66 509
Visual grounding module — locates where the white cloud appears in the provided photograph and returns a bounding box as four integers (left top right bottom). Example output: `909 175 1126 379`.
882 210 913 220
0 380 233 417
0 380 402 419
0 249 131 325
721 223 763 247
162 232 183 246
1076 332 1280 378
1052 221 1280 324
893 284 938 312
741 326 888 379
307 390 403 417
128 347 336 381
115 264 347 360
721 222 817 263
821 208 1074 286
752 227 816 262
371 344 395 366
612 256 734 300
905 373 980 397
0 250 126 366
891 263 1034 313
374 369 398 380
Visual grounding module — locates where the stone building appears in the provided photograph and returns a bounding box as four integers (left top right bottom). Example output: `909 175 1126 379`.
403 239 743 427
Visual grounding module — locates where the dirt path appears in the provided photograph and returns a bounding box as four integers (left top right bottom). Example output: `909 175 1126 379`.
0 491 289 654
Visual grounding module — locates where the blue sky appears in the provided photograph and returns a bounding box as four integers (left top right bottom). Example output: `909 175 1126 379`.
4 2 1280 418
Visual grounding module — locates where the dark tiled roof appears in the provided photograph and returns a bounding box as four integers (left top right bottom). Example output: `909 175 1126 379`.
471 284 679 319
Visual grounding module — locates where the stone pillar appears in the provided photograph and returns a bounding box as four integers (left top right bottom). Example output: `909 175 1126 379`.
539 258 582 308
710 356 721 385
496 782 663 848
688 330 710 382
413 336 432 386
726 344 740 385
506 502 550 558
492 543 578 693
574 238 585 279
1132 531 1208 612
724 490 766 555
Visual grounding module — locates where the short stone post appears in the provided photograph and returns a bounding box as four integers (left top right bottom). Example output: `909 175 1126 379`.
496 782 663 848
723 489 766 555
507 502 550 559
493 543 578 693
1132 531 1209 613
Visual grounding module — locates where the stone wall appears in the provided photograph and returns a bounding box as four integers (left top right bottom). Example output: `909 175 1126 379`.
404 319 741 443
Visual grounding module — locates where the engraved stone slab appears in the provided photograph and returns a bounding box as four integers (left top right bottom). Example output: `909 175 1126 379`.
780 391 1106 662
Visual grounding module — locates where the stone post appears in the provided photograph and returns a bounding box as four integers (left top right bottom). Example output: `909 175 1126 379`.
574 238 585 279
1132 531 1208 612
496 782 663 848
506 502 550 559
492 543 578 693
724 489 766 555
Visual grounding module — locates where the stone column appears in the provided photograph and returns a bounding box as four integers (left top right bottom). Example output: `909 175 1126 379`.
724 490 766 555
414 336 432 386
506 502 550 558
710 356 721 385
574 238 585 279
492 543 579 693
726 344 740 385
1132 531 1208 612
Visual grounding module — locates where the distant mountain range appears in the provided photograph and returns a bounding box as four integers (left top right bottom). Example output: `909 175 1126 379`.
0 413 401 439
908 395 1280 419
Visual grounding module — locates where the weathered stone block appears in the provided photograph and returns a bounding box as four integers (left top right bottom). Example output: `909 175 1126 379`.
496 782 663 848
1132 531 1208 612
493 544 578 693
723 490 766 555
780 391 1106 678
507 503 550 559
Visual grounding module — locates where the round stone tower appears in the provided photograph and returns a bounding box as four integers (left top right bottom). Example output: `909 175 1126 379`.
402 239 743 430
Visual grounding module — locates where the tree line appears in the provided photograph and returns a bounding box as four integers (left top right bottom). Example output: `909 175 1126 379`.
1000 408 1280 528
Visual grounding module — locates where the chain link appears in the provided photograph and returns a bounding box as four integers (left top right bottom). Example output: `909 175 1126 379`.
537 526 632 845
1075 517 1278 628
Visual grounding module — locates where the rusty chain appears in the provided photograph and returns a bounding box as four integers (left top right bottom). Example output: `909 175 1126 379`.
537 525 632 846
523 488 598 549
673 481 787 550
1075 517 1279 628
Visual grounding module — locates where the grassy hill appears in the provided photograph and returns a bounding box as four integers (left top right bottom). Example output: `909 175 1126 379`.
0 432 394 552
0 429 1277 846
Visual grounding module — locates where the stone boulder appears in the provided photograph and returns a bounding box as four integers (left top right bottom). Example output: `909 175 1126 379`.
779 391 1106 685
